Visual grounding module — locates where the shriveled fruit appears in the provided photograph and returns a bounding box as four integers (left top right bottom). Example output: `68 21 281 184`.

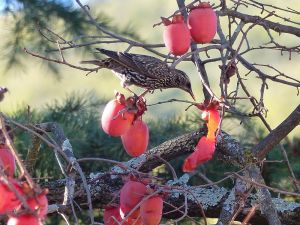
120 181 147 218
0 179 22 214
27 193 48 218
0 144 16 177
101 99 135 136
188 2 217 43
163 14 191 56
7 215 41 225
140 196 163 225
182 136 215 172
121 119 149 157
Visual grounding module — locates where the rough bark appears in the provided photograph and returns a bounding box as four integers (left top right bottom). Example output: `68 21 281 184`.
43 127 300 224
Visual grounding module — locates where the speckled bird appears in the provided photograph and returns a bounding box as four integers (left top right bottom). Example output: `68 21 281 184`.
81 48 195 100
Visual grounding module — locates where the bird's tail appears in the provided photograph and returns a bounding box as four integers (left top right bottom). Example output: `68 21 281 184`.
95 48 119 59
81 48 118 68
80 59 109 68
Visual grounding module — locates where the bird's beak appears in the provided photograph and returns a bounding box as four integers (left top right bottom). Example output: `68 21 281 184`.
189 90 196 101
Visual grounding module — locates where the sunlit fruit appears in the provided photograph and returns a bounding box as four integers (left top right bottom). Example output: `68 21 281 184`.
203 109 220 141
140 196 163 225
0 144 16 177
101 99 135 136
120 181 147 218
163 14 191 56
188 2 217 43
104 206 142 225
7 215 41 225
0 178 22 214
121 119 149 157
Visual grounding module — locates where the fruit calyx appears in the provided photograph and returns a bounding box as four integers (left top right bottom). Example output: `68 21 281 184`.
161 14 185 26
189 2 212 11
161 17 172 26
115 92 147 119
171 14 184 23
195 99 220 111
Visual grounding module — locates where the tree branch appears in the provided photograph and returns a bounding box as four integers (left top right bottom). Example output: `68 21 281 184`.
252 104 300 159
218 9 300 37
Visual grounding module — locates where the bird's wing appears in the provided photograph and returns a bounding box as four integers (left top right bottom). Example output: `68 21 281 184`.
120 52 171 79
96 48 170 79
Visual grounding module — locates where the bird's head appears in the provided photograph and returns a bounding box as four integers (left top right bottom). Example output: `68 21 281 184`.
173 70 195 101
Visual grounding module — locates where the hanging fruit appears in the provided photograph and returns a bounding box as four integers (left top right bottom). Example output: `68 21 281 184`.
163 14 191 56
101 93 135 137
182 136 215 172
7 215 42 225
182 101 220 172
140 196 163 225
0 144 16 177
26 192 48 218
188 2 217 43
104 206 142 225
121 118 149 157
0 178 22 214
120 181 147 219
204 109 220 141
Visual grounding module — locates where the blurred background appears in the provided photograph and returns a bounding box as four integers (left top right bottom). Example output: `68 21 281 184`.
1 0 299 136
0 0 300 224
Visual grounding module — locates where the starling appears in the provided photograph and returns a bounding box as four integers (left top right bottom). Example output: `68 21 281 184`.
81 48 195 100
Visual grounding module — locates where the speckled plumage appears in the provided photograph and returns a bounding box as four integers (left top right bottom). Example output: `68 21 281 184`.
81 49 195 99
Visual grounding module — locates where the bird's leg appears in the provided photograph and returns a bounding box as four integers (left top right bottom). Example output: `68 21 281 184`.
121 80 138 96
139 89 154 97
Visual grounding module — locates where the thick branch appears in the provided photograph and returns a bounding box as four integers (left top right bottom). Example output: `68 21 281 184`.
44 173 300 225
248 166 281 225
252 104 300 159
117 128 245 173
41 125 300 224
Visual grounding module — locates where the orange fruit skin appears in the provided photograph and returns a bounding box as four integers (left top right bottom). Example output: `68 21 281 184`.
104 206 142 225
0 179 22 214
163 15 191 56
183 137 215 172
27 193 48 218
121 119 149 157
101 99 134 137
206 109 220 141
140 196 163 225
188 3 217 43
120 181 147 218
7 215 42 225
104 207 122 225
0 144 16 177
